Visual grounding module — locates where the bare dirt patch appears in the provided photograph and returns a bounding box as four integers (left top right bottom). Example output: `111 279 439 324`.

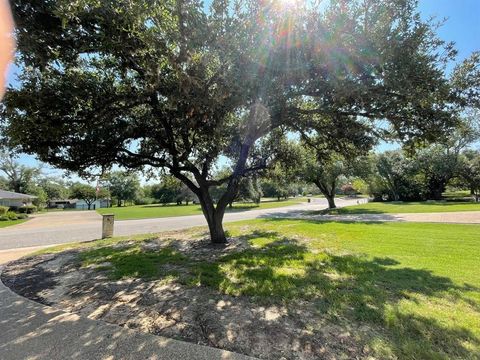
1 230 372 360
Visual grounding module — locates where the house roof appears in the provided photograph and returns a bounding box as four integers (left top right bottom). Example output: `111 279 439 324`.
0 189 37 200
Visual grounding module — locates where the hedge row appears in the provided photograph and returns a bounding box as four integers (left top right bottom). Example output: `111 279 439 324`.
0 211 28 221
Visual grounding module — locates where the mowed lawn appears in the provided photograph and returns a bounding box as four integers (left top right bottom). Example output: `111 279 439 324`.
40 219 480 359
0 219 27 228
322 200 480 214
97 198 304 220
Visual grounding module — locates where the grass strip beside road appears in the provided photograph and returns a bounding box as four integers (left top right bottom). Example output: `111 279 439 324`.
0 219 28 228
97 198 304 220
315 200 480 215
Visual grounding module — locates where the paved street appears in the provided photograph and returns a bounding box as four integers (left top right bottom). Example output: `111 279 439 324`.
0 198 364 252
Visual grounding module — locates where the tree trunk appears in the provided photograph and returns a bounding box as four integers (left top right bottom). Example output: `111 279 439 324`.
326 194 336 209
197 190 228 244
203 205 227 244
430 186 444 200
172 142 251 245
428 179 446 200
207 212 227 244
314 180 337 209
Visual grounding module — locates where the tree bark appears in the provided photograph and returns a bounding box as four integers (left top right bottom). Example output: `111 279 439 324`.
198 194 227 244
314 180 337 209
326 194 336 209
427 178 447 200
207 211 227 244
429 184 444 200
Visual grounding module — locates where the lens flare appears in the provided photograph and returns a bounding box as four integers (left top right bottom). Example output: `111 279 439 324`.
279 0 297 9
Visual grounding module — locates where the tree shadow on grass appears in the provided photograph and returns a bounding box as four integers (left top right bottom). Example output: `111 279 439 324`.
187 236 480 359
308 201 480 216
263 216 392 225
79 245 188 280
307 207 387 215
70 228 480 359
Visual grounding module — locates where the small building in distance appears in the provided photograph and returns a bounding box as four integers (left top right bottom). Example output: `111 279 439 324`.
48 198 110 210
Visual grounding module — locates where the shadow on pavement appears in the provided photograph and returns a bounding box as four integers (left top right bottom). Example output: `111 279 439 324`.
0 266 253 360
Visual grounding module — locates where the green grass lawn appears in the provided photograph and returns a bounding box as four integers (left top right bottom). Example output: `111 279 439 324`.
319 200 480 215
97 198 304 220
38 219 480 359
443 190 472 199
0 219 27 228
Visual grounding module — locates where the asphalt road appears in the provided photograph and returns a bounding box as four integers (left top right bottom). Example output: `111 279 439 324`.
0 197 364 251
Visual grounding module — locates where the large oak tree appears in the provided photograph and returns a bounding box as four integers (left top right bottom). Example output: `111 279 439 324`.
1 0 472 243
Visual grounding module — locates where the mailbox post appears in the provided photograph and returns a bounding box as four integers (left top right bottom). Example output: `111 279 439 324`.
102 214 114 239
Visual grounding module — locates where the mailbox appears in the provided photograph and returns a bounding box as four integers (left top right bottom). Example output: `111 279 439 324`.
102 214 114 238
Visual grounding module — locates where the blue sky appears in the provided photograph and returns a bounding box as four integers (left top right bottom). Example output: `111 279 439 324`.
3 0 480 182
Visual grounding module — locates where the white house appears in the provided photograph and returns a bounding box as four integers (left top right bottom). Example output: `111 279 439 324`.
48 198 110 210
0 189 37 208
74 199 110 210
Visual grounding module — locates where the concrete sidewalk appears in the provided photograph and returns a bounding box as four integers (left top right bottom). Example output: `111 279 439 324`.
0 245 62 264
0 266 255 360
302 210 480 224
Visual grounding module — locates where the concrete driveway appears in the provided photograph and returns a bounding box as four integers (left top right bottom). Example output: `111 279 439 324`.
0 211 103 251
13 210 102 229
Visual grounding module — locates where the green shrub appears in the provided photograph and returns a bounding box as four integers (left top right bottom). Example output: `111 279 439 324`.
0 206 8 216
18 205 37 214
17 214 29 219
0 215 9 221
6 211 18 220
134 197 155 205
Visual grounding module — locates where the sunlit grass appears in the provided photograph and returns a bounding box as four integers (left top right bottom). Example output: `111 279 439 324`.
0 219 28 228
97 198 304 220
316 201 480 215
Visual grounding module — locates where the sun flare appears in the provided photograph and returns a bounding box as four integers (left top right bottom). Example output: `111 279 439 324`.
278 0 298 9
